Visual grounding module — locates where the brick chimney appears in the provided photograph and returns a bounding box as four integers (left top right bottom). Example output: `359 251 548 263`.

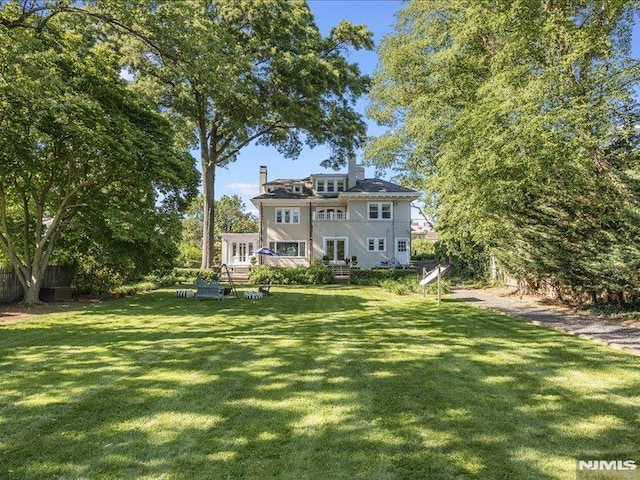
259 165 267 194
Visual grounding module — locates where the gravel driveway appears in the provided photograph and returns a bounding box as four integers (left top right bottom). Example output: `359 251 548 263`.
450 287 640 355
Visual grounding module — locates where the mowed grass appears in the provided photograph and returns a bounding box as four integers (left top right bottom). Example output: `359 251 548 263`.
1 286 639 480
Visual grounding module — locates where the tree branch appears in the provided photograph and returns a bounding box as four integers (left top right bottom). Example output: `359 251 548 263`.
216 123 293 165
0 3 176 62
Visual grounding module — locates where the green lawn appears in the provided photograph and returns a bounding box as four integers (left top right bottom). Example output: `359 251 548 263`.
1 286 639 479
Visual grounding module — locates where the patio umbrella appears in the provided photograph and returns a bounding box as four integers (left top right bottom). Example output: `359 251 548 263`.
252 247 280 256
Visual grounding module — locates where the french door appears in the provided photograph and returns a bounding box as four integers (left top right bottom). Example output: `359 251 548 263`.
324 237 347 262
232 242 253 264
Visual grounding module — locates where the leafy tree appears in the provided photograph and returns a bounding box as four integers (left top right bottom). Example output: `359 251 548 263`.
0 12 198 303
367 0 640 300
178 194 258 267
411 238 436 258
124 0 373 269
215 195 259 236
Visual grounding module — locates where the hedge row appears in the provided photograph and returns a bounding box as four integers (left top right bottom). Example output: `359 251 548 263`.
248 264 334 285
349 268 419 286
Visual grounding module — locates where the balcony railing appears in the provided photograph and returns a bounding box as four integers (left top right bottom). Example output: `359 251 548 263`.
313 212 349 221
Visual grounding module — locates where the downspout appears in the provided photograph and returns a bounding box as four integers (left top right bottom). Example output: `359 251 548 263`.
309 201 313 265
259 202 264 266
392 201 397 265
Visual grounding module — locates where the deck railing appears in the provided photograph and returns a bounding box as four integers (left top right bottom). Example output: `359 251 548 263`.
313 212 348 221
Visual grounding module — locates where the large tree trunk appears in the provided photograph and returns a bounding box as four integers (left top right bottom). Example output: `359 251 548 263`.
14 262 44 305
200 161 216 269
22 274 42 304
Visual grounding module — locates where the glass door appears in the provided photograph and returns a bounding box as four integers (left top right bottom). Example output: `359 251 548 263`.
232 242 253 264
324 238 347 262
395 238 410 266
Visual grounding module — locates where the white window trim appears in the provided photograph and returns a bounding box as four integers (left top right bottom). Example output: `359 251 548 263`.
395 238 409 253
315 178 347 194
315 208 347 220
268 241 307 257
323 237 349 262
275 207 300 224
367 237 386 252
368 202 393 220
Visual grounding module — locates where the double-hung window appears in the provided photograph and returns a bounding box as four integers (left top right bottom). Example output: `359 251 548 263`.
367 238 386 252
275 208 300 224
315 178 347 194
368 202 392 220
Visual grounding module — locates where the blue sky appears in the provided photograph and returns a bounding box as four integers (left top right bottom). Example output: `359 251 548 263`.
215 1 640 214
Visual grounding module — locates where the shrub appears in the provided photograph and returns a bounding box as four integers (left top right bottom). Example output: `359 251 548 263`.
248 265 333 285
350 268 418 286
420 279 451 295
380 279 411 295
109 273 181 297
379 275 451 296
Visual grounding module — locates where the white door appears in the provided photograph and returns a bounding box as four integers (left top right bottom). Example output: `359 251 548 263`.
324 237 348 263
395 238 410 266
232 242 253 265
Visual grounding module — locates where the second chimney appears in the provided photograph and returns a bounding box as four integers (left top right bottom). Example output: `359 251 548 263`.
259 165 267 194
348 156 356 189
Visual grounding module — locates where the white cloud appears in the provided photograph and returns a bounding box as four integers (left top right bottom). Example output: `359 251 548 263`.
224 183 258 195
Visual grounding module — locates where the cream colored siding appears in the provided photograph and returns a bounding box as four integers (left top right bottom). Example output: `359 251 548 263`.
260 204 311 266
256 199 413 268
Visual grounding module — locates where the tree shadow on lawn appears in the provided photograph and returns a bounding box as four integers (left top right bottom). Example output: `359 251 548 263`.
0 290 639 479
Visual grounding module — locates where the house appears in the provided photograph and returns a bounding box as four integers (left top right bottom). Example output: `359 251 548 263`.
410 218 438 243
220 159 420 269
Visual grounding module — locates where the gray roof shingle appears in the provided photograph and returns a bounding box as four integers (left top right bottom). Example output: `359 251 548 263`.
345 178 418 194
252 178 418 200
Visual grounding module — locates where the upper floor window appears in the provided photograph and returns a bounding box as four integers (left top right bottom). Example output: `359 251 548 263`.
292 185 302 193
368 202 392 220
275 208 300 224
315 178 346 194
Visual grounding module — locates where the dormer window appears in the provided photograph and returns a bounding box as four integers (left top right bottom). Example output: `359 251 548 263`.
292 185 302 193
315 178 347 194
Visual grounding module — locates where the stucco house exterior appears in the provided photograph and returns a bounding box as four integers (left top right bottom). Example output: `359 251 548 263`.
220 159 420 270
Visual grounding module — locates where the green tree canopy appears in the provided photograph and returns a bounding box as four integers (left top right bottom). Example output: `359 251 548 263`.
123 0 373 268
367 0 640 301
0 9 198 303
178 194 258 268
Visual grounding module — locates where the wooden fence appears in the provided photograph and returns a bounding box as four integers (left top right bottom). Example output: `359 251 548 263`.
0 266 73 303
